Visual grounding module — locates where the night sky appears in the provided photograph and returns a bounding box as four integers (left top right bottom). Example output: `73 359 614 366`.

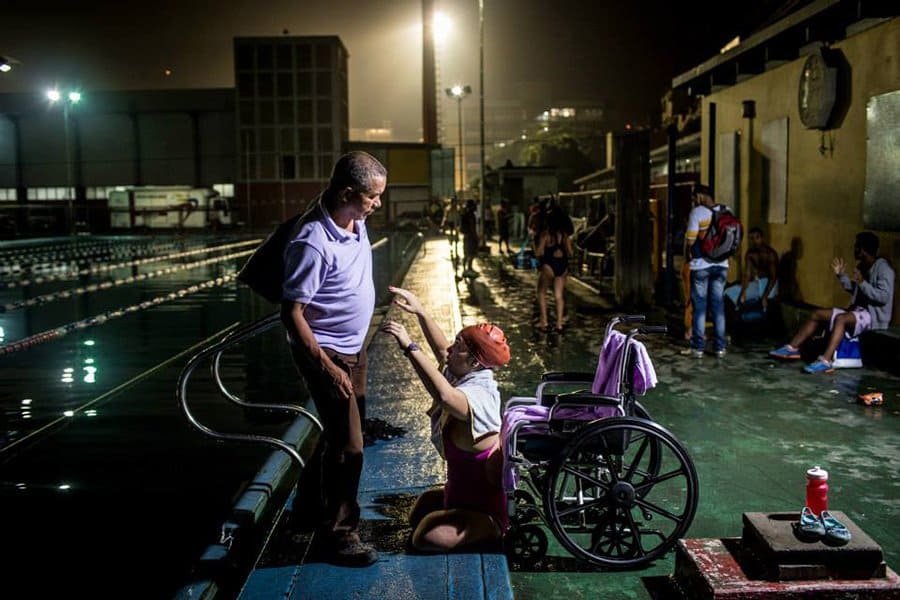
0 0 793 140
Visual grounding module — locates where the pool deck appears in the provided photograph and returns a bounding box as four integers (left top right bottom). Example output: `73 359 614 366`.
242 235 900 600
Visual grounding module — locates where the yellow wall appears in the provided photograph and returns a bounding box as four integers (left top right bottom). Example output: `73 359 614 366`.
701 17 899 322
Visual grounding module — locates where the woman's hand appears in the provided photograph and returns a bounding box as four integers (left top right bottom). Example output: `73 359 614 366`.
381 320 413 350
389 285 425 315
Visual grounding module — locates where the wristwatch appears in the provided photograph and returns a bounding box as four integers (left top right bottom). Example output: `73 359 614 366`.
404 342 421 357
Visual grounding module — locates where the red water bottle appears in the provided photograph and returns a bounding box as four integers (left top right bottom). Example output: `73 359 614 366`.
806 466 828 515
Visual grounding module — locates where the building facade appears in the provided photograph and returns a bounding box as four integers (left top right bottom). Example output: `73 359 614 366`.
673 2 899 320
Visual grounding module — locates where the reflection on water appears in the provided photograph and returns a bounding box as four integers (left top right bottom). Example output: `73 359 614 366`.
0 232 417 448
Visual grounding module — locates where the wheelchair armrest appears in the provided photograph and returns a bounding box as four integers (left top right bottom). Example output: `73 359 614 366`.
540 371 594 383
506 396 539 408
553 391 621 407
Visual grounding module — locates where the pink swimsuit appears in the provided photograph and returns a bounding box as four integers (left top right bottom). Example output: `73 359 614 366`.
443 440 509 531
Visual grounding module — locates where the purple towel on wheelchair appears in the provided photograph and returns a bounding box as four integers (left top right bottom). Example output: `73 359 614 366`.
592 330 657 396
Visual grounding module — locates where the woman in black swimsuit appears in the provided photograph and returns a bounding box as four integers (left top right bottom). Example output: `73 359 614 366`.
535 207 574 332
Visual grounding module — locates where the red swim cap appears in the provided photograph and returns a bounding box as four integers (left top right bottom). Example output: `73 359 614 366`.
459 323 510 369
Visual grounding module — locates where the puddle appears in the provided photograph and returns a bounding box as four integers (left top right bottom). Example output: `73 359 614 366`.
363 417 406 447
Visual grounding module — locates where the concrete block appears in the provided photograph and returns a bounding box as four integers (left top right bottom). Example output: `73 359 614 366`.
673 538 900 599
742 511 884 579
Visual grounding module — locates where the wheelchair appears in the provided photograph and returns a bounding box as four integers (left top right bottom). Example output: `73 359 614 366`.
501 315 699 569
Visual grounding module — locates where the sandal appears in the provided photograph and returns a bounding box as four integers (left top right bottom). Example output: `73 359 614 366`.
793 506 825 542
821 511 851 546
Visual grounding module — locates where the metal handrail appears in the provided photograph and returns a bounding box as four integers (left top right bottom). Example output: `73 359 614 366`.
210 314 323 432
177 311 321 468
402 232 425 257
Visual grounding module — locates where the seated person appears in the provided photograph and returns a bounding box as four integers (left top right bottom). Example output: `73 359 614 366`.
381 285 510 552
724 227 779 321
770 231 895 373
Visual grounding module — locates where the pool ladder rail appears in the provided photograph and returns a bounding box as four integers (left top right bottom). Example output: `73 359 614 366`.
177 311 322 468
175 311 323 600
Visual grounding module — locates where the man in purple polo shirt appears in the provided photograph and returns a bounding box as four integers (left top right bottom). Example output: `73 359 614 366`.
281 151 386 567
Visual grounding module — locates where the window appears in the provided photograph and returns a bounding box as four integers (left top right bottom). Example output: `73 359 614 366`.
258 128 275 152
240 130 256 154
276 44 292 70
317 127 333 151
280 128 294 152
297 99 313 123
316 43 333 69
241 155 257 180
239 101 255 124
317 99 332 124
277 73 293 97
237 73 255 98
27 187 73 201
0 188 17 201
298 155 315 179
213 183 235 197
256 43 273 69
296 72 313 96
298 128 314 152
296 44 312 69
257 73 274 97
258 101 274 124
258 154 277 179
281 155 296 180
278 100 294 124
236 44 254 70
316 72 331 96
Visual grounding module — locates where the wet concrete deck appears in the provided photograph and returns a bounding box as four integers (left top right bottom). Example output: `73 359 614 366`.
251 236 899 599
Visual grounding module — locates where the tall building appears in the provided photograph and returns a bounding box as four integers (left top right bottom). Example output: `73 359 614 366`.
233 36 349 226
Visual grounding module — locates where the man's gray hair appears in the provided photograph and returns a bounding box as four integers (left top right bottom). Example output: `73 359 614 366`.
329 151 387 194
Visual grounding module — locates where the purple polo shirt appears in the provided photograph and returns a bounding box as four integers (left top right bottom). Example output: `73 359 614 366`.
282 203 375 354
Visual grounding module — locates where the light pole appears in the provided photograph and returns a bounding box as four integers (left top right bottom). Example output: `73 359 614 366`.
47 89 81 235
445 84 471 196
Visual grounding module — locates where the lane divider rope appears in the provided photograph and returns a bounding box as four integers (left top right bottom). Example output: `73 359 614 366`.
0 238 260 289
1 248 254 313
0 271 240 355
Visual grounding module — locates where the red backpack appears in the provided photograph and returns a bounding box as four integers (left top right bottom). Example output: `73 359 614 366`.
698 204 742 261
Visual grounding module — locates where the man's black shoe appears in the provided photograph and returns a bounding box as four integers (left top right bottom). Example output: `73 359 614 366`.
320 531 378 567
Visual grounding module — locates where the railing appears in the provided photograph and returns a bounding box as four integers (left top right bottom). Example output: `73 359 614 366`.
177 311 323 468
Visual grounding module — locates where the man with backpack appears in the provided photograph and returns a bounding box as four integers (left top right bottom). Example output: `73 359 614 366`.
281 151 386 566
682 184 740 358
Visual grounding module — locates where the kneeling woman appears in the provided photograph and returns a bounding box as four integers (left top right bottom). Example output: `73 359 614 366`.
381 285 510 552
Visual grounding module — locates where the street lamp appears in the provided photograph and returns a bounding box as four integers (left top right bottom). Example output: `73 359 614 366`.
47 88 81 235
0 55 20 73
445 84 471 195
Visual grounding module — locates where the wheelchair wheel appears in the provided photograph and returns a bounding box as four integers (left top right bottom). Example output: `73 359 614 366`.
505 524 548 569
542 416 698 569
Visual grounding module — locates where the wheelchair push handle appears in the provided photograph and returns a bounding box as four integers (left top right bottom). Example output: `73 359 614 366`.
621 314 646 323
636 325 667 335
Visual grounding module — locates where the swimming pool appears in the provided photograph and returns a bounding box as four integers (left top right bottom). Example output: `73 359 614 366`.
0 230 420 597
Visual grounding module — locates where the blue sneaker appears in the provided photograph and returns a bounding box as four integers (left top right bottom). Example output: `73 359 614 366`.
769 345 801 359
804 357 834 374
